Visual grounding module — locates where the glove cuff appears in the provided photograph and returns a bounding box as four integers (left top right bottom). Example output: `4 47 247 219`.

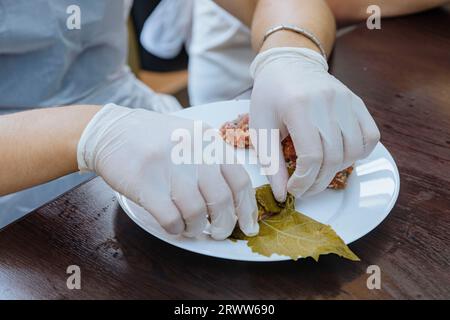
250 47 329 79
77 103 134 173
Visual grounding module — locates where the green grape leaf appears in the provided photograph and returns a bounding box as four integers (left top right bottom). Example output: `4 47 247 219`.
255 184 284 214
231 185 360 262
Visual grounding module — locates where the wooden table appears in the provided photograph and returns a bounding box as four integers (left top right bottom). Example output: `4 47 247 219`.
1 8 449 300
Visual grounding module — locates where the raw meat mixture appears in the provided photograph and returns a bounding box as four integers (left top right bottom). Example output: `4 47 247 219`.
220 114 353 189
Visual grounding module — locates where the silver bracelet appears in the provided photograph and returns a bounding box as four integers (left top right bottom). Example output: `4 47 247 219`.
262 24 327 59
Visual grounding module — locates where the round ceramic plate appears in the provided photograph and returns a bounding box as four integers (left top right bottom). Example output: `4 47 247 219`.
116 100 400 262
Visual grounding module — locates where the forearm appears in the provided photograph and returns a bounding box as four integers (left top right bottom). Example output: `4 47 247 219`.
327 0 450 26
253 0 335 56
0 105 101 196
215 0 336 57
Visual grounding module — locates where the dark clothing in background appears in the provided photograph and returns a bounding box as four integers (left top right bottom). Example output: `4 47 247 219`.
131 0 188 72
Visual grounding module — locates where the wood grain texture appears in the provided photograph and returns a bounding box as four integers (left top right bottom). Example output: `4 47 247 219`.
0 8 449 300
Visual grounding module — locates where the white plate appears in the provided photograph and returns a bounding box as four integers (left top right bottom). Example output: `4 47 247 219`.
116 100 400 262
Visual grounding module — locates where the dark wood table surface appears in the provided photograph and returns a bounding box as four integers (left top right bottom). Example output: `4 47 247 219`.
1 8 449 300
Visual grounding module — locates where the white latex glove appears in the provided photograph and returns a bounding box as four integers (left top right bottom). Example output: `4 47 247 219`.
77 104 259 240
250 47 380 201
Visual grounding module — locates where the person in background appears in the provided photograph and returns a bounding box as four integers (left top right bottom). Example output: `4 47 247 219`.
0 0 258 239
0 0 183 228
142 0 448 202
187 0 450 105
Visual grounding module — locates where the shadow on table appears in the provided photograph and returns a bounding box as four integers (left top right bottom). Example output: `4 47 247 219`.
111 206 386 299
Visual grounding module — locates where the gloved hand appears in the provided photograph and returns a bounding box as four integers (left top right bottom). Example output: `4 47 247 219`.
77 103 259 240
250 47 380 202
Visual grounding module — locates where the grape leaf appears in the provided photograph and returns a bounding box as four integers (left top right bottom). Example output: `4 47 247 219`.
231 184 360 262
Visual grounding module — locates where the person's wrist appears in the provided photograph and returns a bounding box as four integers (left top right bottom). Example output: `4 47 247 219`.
250 47 329 80
76 103 132 173
62 105 102 174
259 29 324 57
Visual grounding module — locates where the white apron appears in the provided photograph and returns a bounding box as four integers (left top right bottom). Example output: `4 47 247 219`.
140 0 255 106
188 0 255 105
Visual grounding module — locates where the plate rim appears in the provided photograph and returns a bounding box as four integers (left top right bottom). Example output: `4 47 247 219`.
115 142 399 262
116 100 400 262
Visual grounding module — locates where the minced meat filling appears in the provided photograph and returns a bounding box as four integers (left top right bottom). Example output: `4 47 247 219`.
220 113 353 190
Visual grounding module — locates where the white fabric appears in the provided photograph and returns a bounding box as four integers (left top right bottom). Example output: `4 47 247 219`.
77 103 259 239
188 0 255 105
250 47 381 201
140 0 255 105
140 0 193 59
